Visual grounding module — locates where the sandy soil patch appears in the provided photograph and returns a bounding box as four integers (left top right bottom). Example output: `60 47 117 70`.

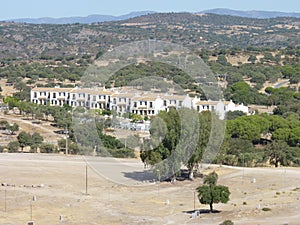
0 154 299 225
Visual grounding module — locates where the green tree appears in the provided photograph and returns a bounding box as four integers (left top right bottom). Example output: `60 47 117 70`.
6 123 19 135
39 143 57 153
220 220 234 225
264 140 289 167
7 141 20 153
3 96 20 111
216 55 229 66
196 171 231 212
186 111 211 179
30 132 44 151
17 131 31 152
130 113 143 122
248 55 257 64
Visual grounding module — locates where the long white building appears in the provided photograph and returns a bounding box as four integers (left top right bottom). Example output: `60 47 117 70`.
30 86 249 119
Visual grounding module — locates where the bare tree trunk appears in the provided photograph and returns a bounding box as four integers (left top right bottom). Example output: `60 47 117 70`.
189 168 194 180
210 202 213 213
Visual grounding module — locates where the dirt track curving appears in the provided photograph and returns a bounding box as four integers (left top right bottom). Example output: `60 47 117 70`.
0 154 299 225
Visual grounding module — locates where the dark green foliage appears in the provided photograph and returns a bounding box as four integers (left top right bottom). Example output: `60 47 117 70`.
196 171 231 212
262 207 271 211
226 115 270 142
17 131 31 151
220 220 234 225
5 123 19 135
264 140 289 167
226 111 246 120
107 61 201 95
39 143 57 153
7 141 19 153
17 131 44 152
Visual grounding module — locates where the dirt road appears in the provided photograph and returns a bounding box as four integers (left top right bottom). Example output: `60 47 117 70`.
0 154 299 225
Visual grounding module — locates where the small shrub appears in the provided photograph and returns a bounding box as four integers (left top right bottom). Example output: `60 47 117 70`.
292 187 300 191
39 143 57 153
220 220 234 225
243 202 247 205
262 207 271 211
276 192 280 195
7 141 19 153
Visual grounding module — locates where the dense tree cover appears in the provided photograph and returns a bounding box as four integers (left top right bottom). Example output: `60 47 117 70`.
140 109 216 180
71 114 135 157
0 60 86 86
106 61 204 96
140 109 182 181
217 113 300 167
196 171 230 212
39 143 57 153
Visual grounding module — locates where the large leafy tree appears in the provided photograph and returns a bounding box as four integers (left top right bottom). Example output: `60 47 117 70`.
141 108 200 181
17 131 32 152
264 140 289 167
186 111 211 179
196 171 230 212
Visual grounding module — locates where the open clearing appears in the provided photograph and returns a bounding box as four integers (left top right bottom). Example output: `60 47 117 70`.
0 154 300 225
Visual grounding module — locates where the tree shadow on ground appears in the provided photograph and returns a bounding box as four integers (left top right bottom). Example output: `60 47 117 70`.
122 169 204 183
122 170 156 182
183 209 221 215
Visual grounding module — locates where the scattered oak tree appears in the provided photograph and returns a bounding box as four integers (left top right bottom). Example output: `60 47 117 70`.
196 171 230 212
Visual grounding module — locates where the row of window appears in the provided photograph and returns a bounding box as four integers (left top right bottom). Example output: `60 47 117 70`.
33 92 108 101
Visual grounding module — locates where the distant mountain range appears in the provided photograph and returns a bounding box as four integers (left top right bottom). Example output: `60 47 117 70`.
201 8 300 19
5 11 156 24
4 8 300 24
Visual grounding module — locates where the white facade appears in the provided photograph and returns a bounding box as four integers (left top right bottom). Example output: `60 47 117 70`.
31 86 112 110
31 87 249 119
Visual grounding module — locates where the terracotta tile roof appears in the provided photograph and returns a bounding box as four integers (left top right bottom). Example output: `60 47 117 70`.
32 87 73 92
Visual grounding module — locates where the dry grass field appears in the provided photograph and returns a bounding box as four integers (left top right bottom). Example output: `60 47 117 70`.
0 154 299 225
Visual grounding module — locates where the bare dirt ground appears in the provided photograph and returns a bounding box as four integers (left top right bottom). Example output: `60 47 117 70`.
0 111 64 145
0 154 299 225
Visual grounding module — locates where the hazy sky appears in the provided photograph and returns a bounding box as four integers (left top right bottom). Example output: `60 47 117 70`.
1 0 299 20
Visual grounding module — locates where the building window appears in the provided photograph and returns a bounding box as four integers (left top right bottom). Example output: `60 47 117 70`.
134 102 137 107
34 92 37 98
53 93 56 98
150 102 153 108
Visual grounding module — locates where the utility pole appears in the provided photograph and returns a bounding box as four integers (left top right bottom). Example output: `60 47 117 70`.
85 163 88 195
4 189 6 212
65 127 68 155
157 169 160 194
193 191 196 211
30 203 33 221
